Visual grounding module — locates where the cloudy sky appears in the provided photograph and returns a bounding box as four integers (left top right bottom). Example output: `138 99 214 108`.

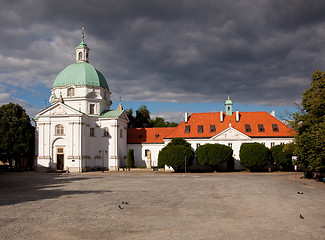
1 0 325 123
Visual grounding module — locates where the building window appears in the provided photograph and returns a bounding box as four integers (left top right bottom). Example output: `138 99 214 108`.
90 128 95 137
155 134 159 138
138 134 143 139
198 125 203 133
67 88 75 97
55 124 64 135
280 142 284 145
57 148 64 154
78 52 82 60
89 104 95 114
272 124 279 132
228 143 232 148
210 125 216 133
196 143 201 149
120 129 123 138
145 149 149 157
258 124 265 132
245 124 251 133
271 142 275 148
103 127 109 137
185 125 190 133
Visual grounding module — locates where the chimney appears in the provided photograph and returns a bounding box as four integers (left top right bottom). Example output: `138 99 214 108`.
236 110 240 122
220 111 223 122
271 110 275 117
185 112 189 123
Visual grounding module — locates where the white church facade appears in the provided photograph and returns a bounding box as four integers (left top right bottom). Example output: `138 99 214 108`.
34 35 128 172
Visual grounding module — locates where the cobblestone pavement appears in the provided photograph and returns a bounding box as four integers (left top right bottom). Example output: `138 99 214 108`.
0 171 324 240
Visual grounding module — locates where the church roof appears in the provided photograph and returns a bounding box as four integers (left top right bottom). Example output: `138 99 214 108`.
165 111 295 139
100 109 124 118
53 62 109 90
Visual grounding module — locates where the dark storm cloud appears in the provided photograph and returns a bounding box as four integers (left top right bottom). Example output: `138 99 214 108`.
1 0 325 107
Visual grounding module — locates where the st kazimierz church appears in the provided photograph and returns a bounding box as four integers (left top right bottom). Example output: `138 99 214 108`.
35 33 294 172
34 34 129 172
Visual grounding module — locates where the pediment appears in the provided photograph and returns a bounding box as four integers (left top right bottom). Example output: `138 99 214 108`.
210 127 250 140
119 111 129 122
36 103 82 117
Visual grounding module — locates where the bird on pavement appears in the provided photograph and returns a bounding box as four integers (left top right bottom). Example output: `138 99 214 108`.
300 214 304 219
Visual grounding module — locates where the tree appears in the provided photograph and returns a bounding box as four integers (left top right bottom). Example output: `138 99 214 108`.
127 149 135 169
239 143 271 171
196 143 233 171
270 144 293 170
158 138 194 172
127 105 178 128
0 103 35 170
126 108 135 128
153 117 178 127
290 70 325 170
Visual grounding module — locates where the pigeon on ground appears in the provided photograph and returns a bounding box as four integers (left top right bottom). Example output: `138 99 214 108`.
122 201 125 204
300 214 304 219
297 191 304 194
119 205 123 209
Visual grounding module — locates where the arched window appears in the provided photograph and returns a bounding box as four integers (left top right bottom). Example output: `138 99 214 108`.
103 127 109 137
78 52 82 60
55 124 64 135
67 88 75 97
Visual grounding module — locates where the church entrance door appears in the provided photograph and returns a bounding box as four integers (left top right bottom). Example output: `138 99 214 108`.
57 148 64 170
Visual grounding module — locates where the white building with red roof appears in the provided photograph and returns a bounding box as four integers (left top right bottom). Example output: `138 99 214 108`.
127 97 295 170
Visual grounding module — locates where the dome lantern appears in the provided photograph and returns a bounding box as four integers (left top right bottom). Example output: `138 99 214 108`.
75 26 90 63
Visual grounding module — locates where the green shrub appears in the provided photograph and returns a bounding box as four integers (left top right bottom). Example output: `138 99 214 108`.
270 144 293 169
196 143 233 170
127 149 135 168
158 138 194 172
239 143 271 170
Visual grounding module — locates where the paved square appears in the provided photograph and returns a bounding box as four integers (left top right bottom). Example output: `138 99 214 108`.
0 171 324 239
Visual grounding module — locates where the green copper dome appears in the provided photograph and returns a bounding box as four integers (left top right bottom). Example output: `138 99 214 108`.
53 62 109 90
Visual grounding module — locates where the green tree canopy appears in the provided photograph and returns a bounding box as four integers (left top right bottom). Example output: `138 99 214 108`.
158 138 194 172
196 143 233 171
126 105 178 128
290 70 325 170
270 144 293 169
0 103 35 169
239 143 271 171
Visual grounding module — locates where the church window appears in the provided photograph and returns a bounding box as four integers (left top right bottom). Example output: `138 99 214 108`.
55 124 64 135
90 128 95 137
78 52 82 60
210 125 216 133
245 124 251 133
90 104 95 114
67 88 75 97
272 124 279 132
145 149 149 157
198 125 203 133
185 125 190 133
120 129 123 138
258 124 265 132
103 127 109 137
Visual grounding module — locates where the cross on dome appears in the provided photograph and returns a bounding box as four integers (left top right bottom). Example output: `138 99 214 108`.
75 26 90 63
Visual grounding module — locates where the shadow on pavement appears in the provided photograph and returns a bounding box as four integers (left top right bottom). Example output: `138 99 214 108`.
0 173 111 206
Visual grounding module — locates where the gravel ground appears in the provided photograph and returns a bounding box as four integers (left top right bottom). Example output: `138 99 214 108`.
0 171 324 240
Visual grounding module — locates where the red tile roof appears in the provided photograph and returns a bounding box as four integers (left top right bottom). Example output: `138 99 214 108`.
165 112 295 139
127 127 176 144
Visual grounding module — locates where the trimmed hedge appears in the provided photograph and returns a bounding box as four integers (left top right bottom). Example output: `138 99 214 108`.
158 138 194 172
239 143 271 170
127 149 135 168
196 143 233 170
270 144 293 169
